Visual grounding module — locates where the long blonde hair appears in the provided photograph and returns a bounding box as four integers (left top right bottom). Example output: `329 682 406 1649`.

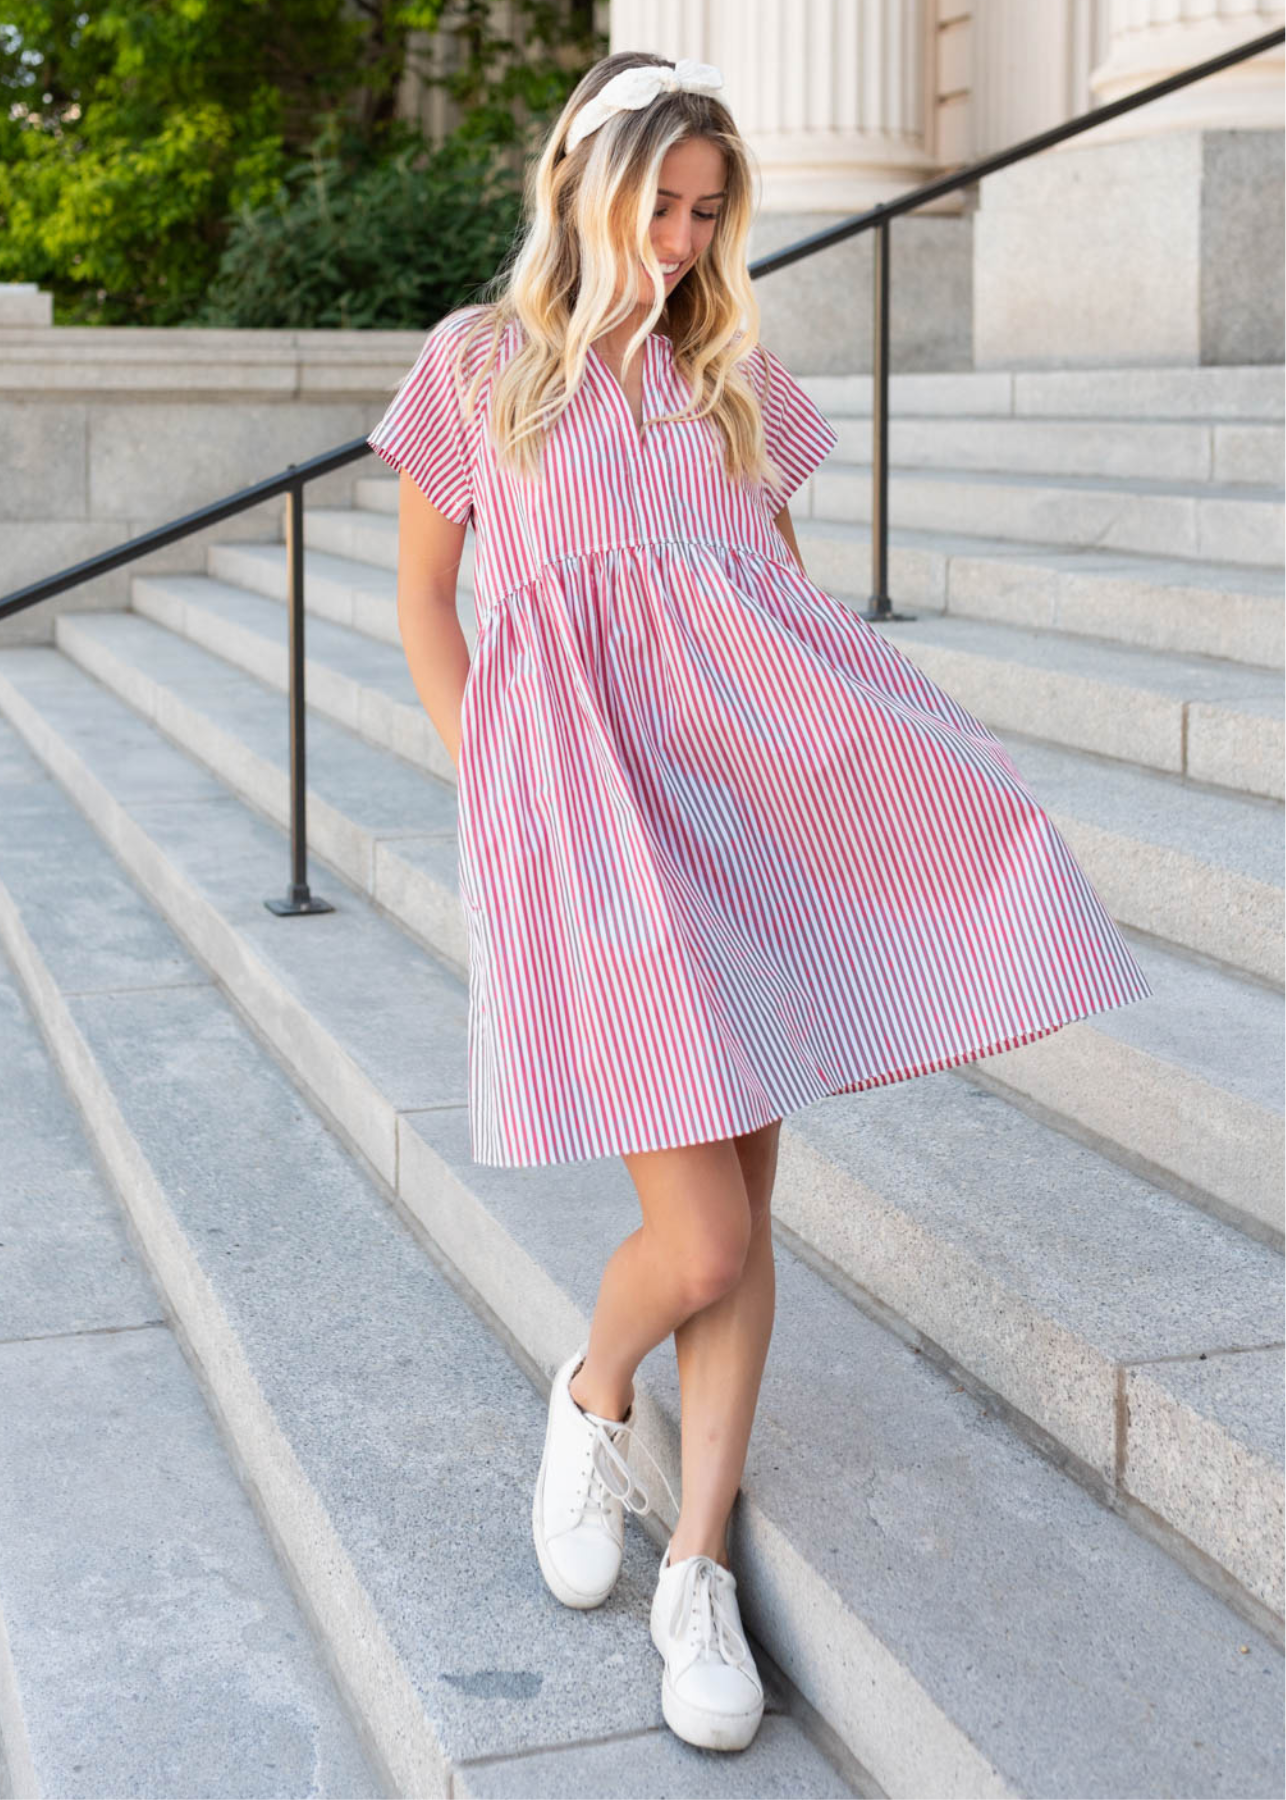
442 49 779 493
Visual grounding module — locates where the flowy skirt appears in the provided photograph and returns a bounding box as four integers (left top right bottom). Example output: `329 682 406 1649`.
455 540 1153 1168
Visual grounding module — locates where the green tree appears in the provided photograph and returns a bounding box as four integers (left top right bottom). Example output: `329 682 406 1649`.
0 0 603 327
0 0 377 323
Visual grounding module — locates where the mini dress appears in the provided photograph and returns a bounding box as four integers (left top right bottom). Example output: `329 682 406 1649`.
367 306 1153 1169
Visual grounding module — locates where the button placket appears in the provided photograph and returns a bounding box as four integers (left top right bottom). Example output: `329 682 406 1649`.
587 333 652 454
588 333 681 536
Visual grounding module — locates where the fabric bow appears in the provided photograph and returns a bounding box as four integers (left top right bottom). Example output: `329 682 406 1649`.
565 58 725 152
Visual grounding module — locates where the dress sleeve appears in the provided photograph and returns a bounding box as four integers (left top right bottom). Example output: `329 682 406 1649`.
749 342 838 515
366 318 475 524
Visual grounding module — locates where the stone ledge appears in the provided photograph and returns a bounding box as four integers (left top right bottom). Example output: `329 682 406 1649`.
0 325 438 399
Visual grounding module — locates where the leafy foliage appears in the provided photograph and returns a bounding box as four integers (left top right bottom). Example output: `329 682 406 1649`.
0 0 604 326
192 124 524 329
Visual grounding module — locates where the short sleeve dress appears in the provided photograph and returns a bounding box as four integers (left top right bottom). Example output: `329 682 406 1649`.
367 307 1153 1169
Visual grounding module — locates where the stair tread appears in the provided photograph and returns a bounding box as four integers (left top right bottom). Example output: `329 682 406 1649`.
798 364 1285 422
0 657 1279 1798
0 931 378 1797
0 739 847 1796
228 536 402 599
788 515 1286 596
1079 933 1280 1108
866 610 1283 707
137 572 424 698
822 417 1282 490
827 413 1284 428
823 458 1285 503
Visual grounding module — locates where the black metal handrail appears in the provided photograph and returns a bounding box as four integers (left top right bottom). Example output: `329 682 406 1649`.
2 23 1280 908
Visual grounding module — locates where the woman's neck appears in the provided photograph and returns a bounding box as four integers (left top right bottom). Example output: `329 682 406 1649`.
593 305 667 361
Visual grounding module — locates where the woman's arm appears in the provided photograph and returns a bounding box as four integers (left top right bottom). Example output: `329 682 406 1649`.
395 468 473 771
772 503 808 578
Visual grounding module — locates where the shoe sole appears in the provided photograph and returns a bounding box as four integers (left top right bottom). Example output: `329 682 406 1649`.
531 1430 621 1610
649 1613 765 1752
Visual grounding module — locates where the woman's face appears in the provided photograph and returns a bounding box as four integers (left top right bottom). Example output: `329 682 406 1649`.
635 134 727 305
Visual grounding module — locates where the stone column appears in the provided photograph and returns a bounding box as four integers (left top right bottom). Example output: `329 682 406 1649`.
969 0 1113 157
611 0 940 213
1087 1 1284 138
610 1 972 371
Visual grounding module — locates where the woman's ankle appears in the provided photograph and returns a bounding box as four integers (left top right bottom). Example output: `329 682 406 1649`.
568 1359 634 1422
667 1525 731 1571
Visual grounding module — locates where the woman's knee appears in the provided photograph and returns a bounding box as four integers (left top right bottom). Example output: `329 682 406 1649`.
673 1227 753 1311
625 1136 759 1310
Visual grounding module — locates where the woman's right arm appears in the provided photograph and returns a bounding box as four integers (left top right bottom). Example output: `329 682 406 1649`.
394 468 472 773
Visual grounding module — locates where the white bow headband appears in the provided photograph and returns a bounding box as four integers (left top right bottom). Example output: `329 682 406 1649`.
565 58 725 154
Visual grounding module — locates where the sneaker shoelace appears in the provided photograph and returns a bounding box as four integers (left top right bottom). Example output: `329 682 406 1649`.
669 1553 752 1669
576 1403 680 1529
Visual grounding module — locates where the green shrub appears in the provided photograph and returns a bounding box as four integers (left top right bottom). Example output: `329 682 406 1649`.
190 124 524 330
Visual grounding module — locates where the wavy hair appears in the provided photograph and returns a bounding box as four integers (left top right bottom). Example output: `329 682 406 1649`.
441 49 779 494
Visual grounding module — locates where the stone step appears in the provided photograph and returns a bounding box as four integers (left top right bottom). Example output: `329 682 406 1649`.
295 500 432 585
125 572 1286 993
798 364 1285 422
0 724 853 1800
0 664 1280 1797
861 609 1283 801
231 509 1286 673
207 536 409 646
0 949 378 1798
815 462 1283 570
1 643 1280 1639
975 926 1282 1244
794 519 1286 672
826 415 1284 486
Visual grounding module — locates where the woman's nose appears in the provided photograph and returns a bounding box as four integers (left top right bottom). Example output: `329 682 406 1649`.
655 226 693 260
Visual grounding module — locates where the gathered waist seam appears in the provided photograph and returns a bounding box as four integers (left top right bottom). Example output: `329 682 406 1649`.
488 534 781 608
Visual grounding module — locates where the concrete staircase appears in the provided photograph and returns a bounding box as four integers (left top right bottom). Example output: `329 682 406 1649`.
0 361 1282 1798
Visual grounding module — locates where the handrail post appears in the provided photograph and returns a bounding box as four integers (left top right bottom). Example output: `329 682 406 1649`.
265 470 333 917
863 214 915 623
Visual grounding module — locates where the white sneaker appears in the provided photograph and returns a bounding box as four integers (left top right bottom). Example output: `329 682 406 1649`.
650 1544 765 1751
532 1340 676 1609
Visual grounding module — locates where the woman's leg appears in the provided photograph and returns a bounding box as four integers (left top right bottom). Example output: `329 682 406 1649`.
568 1119 782 1569
669 1118 779 1568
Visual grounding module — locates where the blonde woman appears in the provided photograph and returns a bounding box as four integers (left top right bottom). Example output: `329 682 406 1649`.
366 51 1152 1755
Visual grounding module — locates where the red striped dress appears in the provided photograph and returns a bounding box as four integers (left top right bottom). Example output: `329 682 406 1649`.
367 306 1153 1169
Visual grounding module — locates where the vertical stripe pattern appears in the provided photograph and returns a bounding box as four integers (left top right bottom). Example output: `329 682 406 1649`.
368 308 1154 1169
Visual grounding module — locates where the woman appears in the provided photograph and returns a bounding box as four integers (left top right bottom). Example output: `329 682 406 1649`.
366 51 1153 1756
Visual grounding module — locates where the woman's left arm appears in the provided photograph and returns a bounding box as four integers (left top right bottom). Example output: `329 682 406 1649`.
772 504 807 577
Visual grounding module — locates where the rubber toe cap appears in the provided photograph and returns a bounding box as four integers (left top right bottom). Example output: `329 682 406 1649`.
547 1525 621 1600
674 1657 763 1717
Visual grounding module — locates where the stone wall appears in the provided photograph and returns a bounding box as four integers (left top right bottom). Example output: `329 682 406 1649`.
0 315 427 645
